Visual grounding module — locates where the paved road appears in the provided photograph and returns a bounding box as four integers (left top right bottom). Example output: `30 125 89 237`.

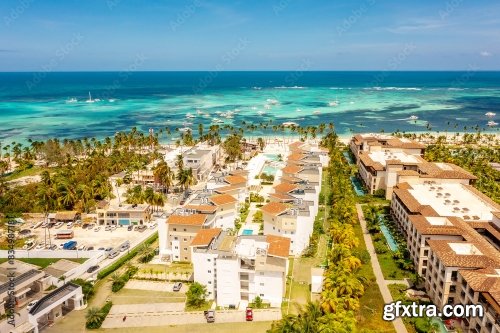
102 308 281 328
356 204 408 333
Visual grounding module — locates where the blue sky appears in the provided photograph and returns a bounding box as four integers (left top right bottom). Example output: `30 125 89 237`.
1 0 499 70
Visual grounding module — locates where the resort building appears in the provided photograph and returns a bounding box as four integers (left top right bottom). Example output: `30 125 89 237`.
349 133 425 162
288 141 330 166
54 211 80 224
182 144 221 181
184 191 239 230
96 202 152 226
191 229 290 308
206 170 248 201
358 150 476 199
28 282 85 333
261 201 315 255
270 182 320 216
391 182 500 236
425 228 500 308
456 268 500 333
158 212 211 262
281 164 322 184
0 261 49 315
358 150 423 197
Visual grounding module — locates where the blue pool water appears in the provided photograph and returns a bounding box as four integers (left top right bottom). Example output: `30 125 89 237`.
378 215 398 252
342 151 355 165
242 229 253 235
264 154 280 161
262 165 278 176
350 176 366 196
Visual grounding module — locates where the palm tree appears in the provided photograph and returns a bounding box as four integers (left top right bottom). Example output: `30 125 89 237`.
85 307 103 327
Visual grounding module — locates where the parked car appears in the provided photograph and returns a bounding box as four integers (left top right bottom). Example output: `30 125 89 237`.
149 223 157 229
127 225 133 231
105 247 113 253
94 227 101 232
245 307 253 321
104 225 111 231
173 282 182 292
63 241 77 250
66 222 73 229
78 245 86 251
35 244 45 250
41 222 48 228
49 244 57 250
119 241 130 252
26 300 39 312
110 225 117 231
87 265 99 273
87 246 95 251
82 224 89 230
54 222 64 229
204 310 215 323
107 250 120 259
97 247 105 251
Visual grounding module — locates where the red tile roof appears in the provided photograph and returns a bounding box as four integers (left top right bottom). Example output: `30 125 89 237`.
261 202 288 216
167 214 207 226
190 228 222 247
266 235 291 257
210 194 237 206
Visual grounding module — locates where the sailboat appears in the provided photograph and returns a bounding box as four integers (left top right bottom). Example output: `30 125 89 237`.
86 91 95 103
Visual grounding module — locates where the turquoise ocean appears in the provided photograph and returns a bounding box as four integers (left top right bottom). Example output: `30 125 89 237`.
0 71 499 143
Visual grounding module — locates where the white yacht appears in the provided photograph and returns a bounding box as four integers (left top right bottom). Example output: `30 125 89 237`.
257 110 265 115
179 127 191 133
86 92 95 103
283 121 299 127
108 99 116 102
266 98 279 105
485 112 496 117
409 115 419 120
487 121 498 127
313 110 321 115
186 113 195 119
264 104 271 110
66 98 77 103
296 108 302 112
196 109 204 115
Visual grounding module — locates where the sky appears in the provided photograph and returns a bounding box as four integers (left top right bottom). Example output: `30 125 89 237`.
1 0 499 71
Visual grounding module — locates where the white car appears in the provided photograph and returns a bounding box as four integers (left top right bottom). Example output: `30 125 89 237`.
67 222 73 228
54 222 64 229
26 300 39 312
35 244 45 250
94 227 101 232
78 245 86 251
149 223 157 229
41 222 48 228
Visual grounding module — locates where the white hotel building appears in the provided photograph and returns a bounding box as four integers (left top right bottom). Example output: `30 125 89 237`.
191 229 290 308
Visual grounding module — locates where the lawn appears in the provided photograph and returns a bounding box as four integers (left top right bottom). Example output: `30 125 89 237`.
352 221 395 333
378 251 413 280
185 300 213 312
140 262 193 273
0 257 87 268
3 165 44 181
110 288 185 305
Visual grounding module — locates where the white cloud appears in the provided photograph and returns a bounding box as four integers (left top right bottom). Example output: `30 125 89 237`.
480 51 493 57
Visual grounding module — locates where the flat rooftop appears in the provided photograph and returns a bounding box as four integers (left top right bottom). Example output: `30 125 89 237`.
368 151 420 166
449 243 483 255
408 183 498 221
29 283 80 315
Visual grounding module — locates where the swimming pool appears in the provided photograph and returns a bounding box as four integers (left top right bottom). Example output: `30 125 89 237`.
264 154 280 161
350 176 366 196
262 165 278 176
378 215 398 252
242 229 253 235
342 151 355 165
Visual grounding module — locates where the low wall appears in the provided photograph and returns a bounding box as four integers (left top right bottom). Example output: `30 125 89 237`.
0 249 103 258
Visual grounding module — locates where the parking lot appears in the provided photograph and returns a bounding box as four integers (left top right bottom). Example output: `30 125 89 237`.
27 223 156 251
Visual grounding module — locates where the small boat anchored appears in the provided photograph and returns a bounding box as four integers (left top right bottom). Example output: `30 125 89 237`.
409 115 419 120
66 98 77 103
485 112 496 117
487 120 498 127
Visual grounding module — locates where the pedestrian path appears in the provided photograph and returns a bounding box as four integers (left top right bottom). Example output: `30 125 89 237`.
356 204 408 333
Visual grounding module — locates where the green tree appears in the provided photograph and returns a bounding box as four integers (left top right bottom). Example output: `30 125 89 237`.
186 282 207 308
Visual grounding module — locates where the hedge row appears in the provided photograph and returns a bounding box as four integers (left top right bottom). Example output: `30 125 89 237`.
86 301 113 329
97 232 158 280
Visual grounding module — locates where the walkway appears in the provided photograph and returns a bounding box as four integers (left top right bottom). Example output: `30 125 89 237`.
356 204 408 333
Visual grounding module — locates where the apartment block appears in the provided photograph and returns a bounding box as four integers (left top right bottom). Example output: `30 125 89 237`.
191 229 290 307
261 201 315 255
184 191 238 230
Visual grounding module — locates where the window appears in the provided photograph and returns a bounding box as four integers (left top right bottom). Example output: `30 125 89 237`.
174 246 178 249
184 228 187 231
208 281 212 284
260 294 264 297
183 247 187 251
183 238 187 242
260 283 264 286
173 228 176 231
184 256 187 260
208 270 211 273
207 259 211 262
174 236 178 240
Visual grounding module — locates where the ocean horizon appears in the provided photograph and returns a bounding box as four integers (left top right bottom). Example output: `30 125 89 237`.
1 71 499 144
